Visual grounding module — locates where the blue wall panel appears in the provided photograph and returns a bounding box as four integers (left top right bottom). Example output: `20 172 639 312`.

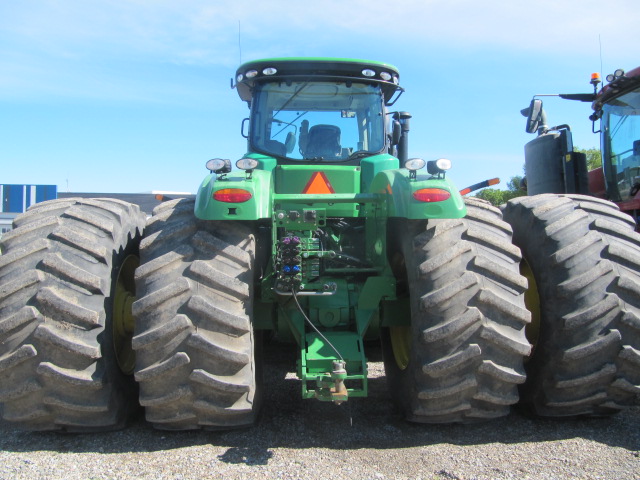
1 184 57 213
36 185 57 204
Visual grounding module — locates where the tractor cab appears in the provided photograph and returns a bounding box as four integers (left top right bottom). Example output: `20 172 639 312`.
595 69 640 203
234 58 403 165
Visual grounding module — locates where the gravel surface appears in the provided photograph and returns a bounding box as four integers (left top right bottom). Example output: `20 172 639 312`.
1 342 639 480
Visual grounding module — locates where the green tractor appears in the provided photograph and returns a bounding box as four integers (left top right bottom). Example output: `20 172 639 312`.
129 58 532 429
0 57 570 431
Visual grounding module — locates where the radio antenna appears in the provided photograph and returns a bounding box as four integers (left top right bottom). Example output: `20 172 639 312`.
238 21 242 64
598 34 603 81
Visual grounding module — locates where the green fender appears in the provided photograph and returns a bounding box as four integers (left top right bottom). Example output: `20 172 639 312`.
195 169 274 220
369 169 466 219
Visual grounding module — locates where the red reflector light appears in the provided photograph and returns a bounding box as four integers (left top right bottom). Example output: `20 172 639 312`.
213 188 252 203
413 188 451 202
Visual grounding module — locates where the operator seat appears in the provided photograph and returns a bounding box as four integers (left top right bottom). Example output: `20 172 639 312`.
305 125 342 159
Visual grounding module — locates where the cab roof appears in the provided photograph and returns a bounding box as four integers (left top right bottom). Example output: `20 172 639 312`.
593 66 640 112
234 57 402 105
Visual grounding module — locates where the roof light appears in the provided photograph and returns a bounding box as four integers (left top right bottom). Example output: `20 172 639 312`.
362 69 375 77
590 72 601 86
236 157 259 170
263 67 277 75
236 73 244 83
380 72 392 81
206 158 232 174
413 188 451 203
427 158 452 174
213 188 252 203
245 69 258 78
392 75 399 85
606 68 626 83
404 158 426 171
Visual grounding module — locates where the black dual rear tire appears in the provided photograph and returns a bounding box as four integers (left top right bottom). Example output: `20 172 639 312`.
503 194 640 416
0 198 145 431
383 198 531 422
132 199 261 430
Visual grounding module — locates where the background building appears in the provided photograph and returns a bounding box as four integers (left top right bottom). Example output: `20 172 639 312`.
1 184 58 238
0 184 192 240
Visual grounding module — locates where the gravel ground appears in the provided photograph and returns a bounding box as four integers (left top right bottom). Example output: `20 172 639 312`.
1 342 639 480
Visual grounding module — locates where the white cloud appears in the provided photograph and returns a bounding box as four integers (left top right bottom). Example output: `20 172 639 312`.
2 0 637 64
0 0 636 103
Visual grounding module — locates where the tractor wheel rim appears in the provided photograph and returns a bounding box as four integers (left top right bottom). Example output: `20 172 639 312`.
113 254 139 375
521 258 541 356
390 325 411 370
388 249 411 371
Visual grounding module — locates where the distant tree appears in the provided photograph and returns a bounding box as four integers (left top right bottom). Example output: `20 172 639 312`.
474 175 526 206
473 188 504 206
575 147 602 170
506 176 524 192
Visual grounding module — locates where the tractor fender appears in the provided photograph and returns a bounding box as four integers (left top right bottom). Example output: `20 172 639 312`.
195 169 273 220
369 169 466 219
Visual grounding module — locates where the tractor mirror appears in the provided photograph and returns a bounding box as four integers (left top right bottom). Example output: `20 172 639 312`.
523 99 544 134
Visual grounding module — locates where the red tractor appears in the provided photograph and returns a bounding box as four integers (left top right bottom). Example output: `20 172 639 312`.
522 66 640 223
502 67 640 418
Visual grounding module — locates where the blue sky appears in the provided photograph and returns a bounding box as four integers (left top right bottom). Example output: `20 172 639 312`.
1 0 638 194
